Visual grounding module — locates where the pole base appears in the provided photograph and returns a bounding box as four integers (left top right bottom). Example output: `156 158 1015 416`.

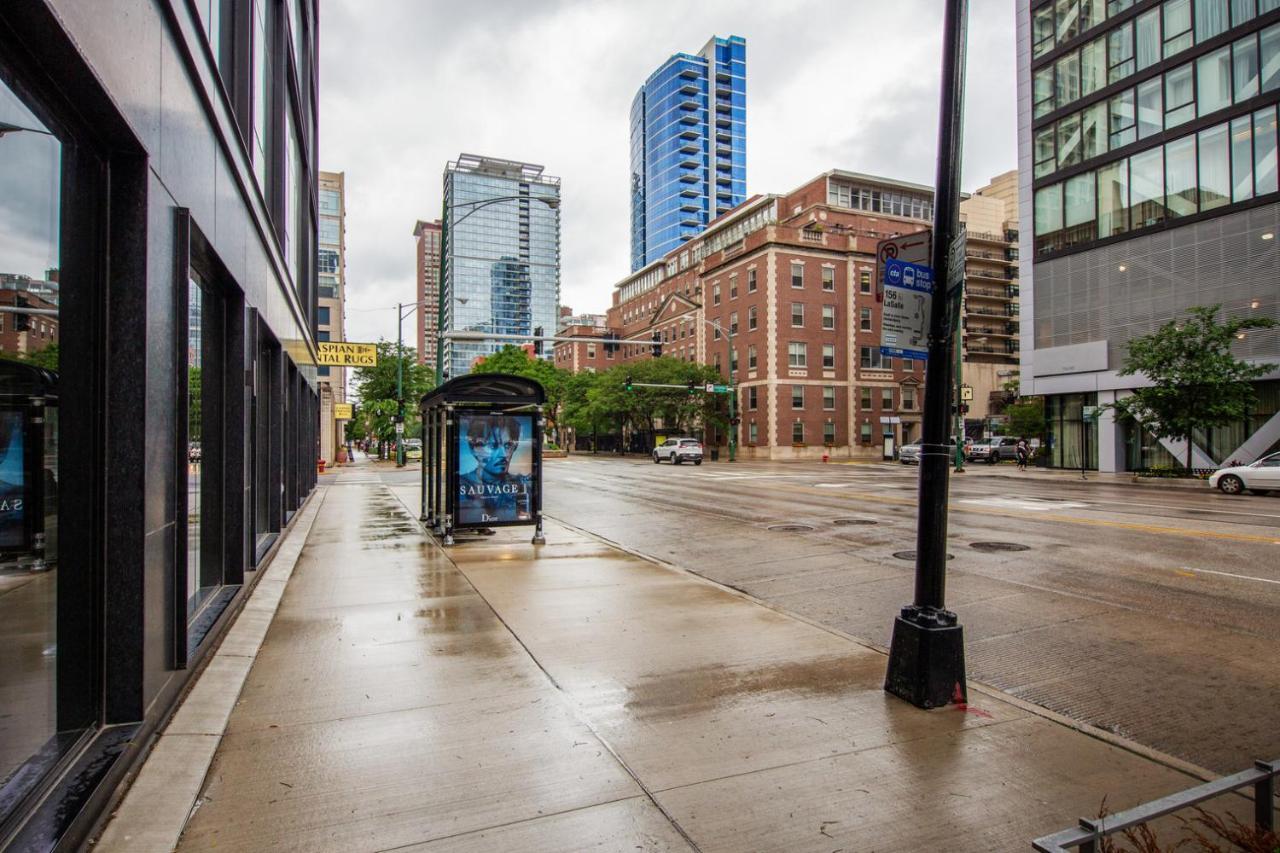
884 607 967 709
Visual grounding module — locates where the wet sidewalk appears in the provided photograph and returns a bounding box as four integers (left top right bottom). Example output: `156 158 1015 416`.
97 470 1259 851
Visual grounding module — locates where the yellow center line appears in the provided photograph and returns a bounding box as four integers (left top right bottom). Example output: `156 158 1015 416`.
764 481 1280 545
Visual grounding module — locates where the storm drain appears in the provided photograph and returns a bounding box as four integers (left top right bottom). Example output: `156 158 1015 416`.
969 541 1031 553
832 518 878 526
893 550 953 561
768 524 815 533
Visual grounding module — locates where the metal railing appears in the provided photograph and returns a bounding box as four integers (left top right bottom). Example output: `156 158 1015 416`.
1033 759 1277 853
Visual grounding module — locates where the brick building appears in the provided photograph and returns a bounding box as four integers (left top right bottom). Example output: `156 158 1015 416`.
558 169 935 460
0 272 59 357
413 219 442 369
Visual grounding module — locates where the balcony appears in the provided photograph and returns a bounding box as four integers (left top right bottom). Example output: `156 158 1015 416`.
679 142 699 154
967 267 1016 283
679 157 699 169
678 173 699 183
967 286 1014 300
716 174 732 185
679 99 699 111
679 187 700 197
715 115 732 127
679 83 699 95
679 114 699 125
679 128 699 140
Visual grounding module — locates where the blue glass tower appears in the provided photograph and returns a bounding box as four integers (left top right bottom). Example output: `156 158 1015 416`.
631 35 746 271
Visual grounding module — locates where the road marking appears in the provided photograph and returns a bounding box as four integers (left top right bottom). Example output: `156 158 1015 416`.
1174 569 1196 578
960 497 1090 512
1178 566 1280 585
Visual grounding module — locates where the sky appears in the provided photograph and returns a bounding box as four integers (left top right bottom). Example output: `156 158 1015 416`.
318 0 1019 347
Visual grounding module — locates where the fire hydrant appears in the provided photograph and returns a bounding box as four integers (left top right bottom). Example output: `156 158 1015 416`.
317 458 326 474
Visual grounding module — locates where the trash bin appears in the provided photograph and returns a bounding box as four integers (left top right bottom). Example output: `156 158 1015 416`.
710 448 719 461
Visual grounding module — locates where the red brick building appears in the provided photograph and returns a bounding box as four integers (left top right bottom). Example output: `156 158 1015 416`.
555 169 935 460
0 273 60 359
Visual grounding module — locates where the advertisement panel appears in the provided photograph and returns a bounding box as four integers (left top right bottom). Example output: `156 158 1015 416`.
316 342 379 367
333 402 353 420
0 410 26 549
456 413 535 527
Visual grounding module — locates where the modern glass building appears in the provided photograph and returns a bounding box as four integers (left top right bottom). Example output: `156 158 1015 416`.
441 155 561 377
1017 0 1280 472
631 35 746 272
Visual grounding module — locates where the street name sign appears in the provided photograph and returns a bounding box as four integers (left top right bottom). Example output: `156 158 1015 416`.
947 232 966 294
960 384 973 402
879 258 933 361
333 402 353 419
317 342 378 367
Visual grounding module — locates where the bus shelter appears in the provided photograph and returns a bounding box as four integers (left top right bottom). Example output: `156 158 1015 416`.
419 373 546 546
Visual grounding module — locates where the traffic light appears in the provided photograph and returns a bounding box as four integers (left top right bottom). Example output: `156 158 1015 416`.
624 375 633 392
687 380 697 395
651 332 662 358
533 326 544 356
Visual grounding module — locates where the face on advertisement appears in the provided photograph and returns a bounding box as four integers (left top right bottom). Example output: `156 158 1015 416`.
466 417 521 480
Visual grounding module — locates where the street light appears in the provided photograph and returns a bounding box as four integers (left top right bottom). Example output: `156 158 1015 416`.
0 120 55 139
395 299 435 467
435 194 560 384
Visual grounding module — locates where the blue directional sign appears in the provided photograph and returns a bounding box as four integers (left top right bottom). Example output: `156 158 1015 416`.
879 258 933 361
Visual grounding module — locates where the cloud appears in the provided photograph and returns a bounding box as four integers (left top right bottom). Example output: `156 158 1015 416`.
319 0 1018 346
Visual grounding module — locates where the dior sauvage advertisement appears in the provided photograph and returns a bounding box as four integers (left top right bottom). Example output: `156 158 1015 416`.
456 413 534 526
0 411 26 548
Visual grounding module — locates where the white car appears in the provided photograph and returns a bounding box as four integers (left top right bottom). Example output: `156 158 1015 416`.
1209 451 1280 495
653 437 703 465
898 442 922 464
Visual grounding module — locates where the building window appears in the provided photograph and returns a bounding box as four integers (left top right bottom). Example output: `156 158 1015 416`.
1109 21 1136 84
729 312 738 334
822 344 836 369
1164 0 1194 58
882 387 894 409
860 307 872 332
861 421 873 443
859 269 872 294
747 268 757 292
823 421 836 444
791 261 804 288
748 344 757 369
792 421 805 444
730 348 738 374
748 306 758 331
821 267 835 290
713 323 721 340
791 302 804 327
318 306 330 327
860 346 886 369
903 387 917 410
788 342 807 368
822 305 836 329
792 385 804 409
1109 89 1136 148
860 387 872 410
749 421 758 443
1165 62 1195 128
729 275 738 299
748 386 758 410
823 386 836 410
587 344 596 358
713 283 721 305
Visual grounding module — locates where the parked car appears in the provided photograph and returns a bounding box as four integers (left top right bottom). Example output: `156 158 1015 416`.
969 436 1038 463
188 441 201 464
898 442 922 465
403 438 423 461
1209 451 1280 495
653 437 703 465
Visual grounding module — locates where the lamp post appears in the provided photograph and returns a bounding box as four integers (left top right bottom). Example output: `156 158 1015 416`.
435 194 560 385
702 317 737 462
395 300 434 467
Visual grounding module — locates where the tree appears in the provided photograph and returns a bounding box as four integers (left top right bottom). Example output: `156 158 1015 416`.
999 397 1046 440
1110 304 1276 474
471 346 570 442
350 340 435 446
188 365 202 442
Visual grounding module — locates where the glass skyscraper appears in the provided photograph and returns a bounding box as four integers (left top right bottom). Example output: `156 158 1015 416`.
441 154 561 377
631 35 746 272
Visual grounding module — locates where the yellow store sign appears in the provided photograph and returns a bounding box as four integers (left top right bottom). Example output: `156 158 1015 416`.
317 342 378 367
333 403 353 420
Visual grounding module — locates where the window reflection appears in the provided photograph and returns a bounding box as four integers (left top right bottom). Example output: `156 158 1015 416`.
0 77 61 795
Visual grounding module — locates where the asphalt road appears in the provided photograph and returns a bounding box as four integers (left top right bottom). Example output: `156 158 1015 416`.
526 455 1280 776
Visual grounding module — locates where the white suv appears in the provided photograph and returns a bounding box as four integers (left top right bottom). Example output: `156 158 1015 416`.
653 438 704 465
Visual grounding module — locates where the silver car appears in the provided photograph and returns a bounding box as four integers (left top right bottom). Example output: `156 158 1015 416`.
898 442 922 464
653 437 704 465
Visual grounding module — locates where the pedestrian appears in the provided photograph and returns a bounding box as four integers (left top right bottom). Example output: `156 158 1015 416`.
1016 436 1030 471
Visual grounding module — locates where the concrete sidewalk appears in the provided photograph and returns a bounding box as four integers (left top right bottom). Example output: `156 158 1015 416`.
97 469 1260 851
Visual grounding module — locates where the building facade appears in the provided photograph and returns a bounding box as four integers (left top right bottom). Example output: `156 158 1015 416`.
414 219 442 368
441 155 561 377
630 35 747 271
958 171 1023 427
318 171 347 466
558 169 934 459
0 2 320 848
1017 0 1280 471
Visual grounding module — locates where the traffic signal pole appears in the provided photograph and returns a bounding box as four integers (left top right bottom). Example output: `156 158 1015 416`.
884 0 969 710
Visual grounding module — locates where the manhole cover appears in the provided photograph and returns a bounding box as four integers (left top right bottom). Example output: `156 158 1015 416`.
832 518 878 526
768 524 815 533
969 541 1031 553
893 551 953 561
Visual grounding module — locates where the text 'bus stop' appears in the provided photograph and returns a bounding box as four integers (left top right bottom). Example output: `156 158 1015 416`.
419 373 546 546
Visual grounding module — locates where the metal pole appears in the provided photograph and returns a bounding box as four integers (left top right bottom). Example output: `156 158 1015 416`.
884 0 969 710
397 305 405 467
436 198 448 386
954 289 966 472
729 384 737 463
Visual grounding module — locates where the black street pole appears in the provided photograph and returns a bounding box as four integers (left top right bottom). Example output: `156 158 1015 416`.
884 0 969 709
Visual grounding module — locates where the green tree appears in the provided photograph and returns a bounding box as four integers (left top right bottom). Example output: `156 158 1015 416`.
0 342 59 372
999 397 1047 440
561 370 611 450
471 346 570 442
1110 304 1276 474
188 365 202 442
587 359 727 440
350 340 435 446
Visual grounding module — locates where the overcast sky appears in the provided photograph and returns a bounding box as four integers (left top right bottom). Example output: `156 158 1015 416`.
318 0 1019 347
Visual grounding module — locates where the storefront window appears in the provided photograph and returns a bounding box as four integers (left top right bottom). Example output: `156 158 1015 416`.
0 76 61 802
1046 393 1098 470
